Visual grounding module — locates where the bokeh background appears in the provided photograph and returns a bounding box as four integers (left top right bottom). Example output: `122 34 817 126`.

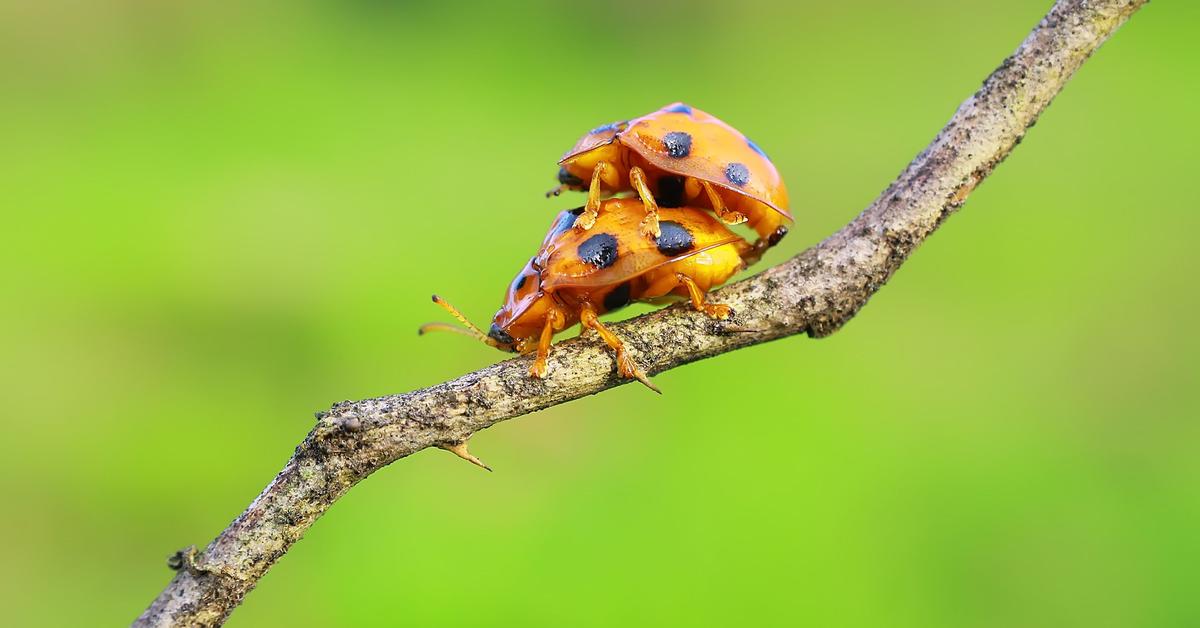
2 1 1197 626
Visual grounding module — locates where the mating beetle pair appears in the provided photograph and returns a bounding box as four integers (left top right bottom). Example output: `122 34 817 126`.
423 103 793 395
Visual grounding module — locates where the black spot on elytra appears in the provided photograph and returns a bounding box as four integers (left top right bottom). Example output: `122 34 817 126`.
746 137 769 158
557 167 582 187
578 233 619 269
663 103 693 116
655 221 695 256
603 283 632 311
768 225 789 246
725 162 750 186
663 132 692 158
656 176 686 208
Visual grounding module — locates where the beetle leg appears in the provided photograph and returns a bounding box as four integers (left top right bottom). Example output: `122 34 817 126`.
743 224 789 266
629 166 661 238
742 240 768 266
528 306 566 378
578 161 619 230
700 180 747 225
676 273 732 319
579 304 660 393
528 315 556 378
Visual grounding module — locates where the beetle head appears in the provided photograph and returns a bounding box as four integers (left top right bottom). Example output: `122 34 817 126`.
488 258 556 344
419 259 550 355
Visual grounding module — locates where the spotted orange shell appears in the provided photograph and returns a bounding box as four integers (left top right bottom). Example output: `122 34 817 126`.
560 103 791 221
535 198 746 290
494 199 747 332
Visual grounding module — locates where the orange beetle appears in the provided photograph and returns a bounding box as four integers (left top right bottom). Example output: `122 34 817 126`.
548 102 791 257
422 198 751 392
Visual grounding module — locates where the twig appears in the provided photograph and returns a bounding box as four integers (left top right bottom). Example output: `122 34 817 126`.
134 1 1147 625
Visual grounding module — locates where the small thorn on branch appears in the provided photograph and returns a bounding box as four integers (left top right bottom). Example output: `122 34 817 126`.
439 440 493 472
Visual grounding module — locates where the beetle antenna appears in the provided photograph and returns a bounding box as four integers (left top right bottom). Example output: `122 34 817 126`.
420 295 500 347
417 322 481 339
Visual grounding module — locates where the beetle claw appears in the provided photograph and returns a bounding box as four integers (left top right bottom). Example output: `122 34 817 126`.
717 210 748 225
701 303 733 319
528 358 548 378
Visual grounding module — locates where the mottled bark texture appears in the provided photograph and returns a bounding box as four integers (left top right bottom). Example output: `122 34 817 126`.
136 1 1147 625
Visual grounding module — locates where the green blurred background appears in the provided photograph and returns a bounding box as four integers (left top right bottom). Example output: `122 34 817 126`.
2 1 1197 626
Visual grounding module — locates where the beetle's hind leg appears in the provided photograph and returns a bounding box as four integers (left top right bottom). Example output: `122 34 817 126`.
579 304 659 393
629 166 661 238
742 224 789 266
676 273 732 319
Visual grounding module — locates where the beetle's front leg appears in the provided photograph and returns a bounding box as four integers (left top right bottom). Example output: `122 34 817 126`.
629 166 661 238
577 161 620 231
528 307 564 378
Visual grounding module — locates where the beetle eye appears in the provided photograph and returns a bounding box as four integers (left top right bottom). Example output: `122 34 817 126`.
557 167 583 187
487 323 516 347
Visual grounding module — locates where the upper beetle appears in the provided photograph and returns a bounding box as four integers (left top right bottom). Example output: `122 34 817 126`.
549 102 791 259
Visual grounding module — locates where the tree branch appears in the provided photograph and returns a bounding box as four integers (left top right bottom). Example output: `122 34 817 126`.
135 1 1147 625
